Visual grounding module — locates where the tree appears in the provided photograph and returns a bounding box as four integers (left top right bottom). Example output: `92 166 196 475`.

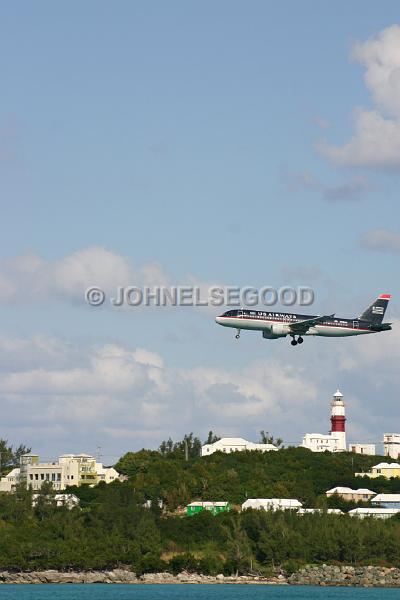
205 431 221 445
259 431 284 448
0 439 31 476
157 433 202 459
224 516 253 575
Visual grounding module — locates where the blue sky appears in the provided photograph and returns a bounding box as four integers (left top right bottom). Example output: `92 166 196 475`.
0 2 399 462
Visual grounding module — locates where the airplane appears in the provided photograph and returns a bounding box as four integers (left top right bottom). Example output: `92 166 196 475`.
215 294 392 346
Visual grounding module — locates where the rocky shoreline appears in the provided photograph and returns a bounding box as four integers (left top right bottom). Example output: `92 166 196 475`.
289 565 400 587
0 570 286 585
1 565 400 586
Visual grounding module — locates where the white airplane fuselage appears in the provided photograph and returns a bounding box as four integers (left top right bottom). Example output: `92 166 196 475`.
216 313 372 337
215 294 392 346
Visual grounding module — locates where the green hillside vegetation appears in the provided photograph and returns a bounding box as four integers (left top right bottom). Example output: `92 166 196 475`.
1 479 400 574
1 442 400 573
115 445 396 509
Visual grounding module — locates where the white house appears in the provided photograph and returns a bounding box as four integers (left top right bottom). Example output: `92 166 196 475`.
348 507 400 519
32 493 80 509
301 433 343 453
95 464 121 484
201 437 278 457
348 444 376 456
383 434 400 459
326 487 376 502
0 468 20 493
298 508 343 515
242 498 302 511
371 494 400 509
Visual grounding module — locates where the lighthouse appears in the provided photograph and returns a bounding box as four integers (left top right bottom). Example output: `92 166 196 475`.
330 389 346 451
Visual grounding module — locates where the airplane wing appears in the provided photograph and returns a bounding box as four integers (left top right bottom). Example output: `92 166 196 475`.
289 314 334 335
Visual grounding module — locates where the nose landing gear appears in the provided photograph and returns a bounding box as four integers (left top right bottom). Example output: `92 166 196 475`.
235 329 241 340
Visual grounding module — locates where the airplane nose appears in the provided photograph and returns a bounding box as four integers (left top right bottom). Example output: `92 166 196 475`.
215 316 223 325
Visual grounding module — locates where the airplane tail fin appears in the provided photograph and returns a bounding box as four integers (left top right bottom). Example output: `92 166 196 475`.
358 294 391 324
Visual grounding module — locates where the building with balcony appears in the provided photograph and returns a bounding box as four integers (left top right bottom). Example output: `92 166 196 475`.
0 452 122 492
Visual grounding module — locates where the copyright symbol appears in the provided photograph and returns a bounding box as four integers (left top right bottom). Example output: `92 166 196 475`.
85 287 105 306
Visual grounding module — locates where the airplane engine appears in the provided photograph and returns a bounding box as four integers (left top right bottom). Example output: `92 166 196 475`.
263 324 289 339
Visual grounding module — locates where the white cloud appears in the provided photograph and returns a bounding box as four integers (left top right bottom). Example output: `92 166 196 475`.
319 109 400 169
0 247 135 304
0 247 214 308
319 24 400 170
360 229 400 253
351 25 400 118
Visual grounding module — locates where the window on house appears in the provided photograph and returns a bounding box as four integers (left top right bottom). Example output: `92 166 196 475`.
51 473 56 481
41 474 44 480
35 474 39 480
30 474 33 480
45 474 49 480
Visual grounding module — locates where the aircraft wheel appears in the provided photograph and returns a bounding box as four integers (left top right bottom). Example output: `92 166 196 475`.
291 339 297 346
298 337 303 344
235 334 240 339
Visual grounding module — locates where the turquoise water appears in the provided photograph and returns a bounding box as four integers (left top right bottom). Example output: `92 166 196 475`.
0 585 398 600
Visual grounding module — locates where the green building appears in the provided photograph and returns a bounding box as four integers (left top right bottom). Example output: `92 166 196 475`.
186 501 231 516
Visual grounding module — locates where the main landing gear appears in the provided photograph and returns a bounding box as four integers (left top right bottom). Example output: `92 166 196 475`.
235 329 241 339
290 336 303 346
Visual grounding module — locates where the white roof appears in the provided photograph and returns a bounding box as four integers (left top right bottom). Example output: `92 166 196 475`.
333 389 343 398
188 501 228 507
327 487 375 494
4 468 20 479
349 508 400 515
215 437 249 444
298 508 343 515
372 494 400 502
242 498 302 509
373 462 400 469
203 438 277 450
305 433 335 439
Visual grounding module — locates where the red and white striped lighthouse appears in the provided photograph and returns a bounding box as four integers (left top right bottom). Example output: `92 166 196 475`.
330 389 346 451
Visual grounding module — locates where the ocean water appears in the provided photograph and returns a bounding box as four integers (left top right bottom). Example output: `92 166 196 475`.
0 585 397 600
